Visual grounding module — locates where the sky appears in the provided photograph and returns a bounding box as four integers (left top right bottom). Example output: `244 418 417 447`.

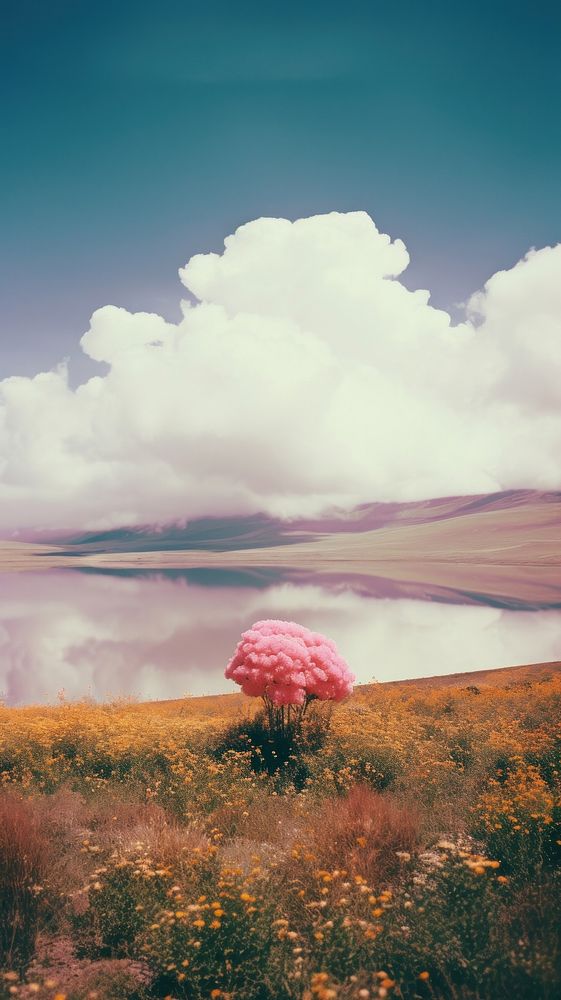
2 0 560 382
1 1 561 532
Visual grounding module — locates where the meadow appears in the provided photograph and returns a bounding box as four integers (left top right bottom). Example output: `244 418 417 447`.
1 664 560 1000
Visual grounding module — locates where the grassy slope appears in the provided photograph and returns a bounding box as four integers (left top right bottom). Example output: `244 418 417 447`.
129 659 561 720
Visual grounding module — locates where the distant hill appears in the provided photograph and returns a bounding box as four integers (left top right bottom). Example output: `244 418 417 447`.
41 488 561 554
5 489 561 610
57 513 316 554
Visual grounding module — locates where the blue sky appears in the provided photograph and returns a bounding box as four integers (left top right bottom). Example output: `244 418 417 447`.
2 0 560 382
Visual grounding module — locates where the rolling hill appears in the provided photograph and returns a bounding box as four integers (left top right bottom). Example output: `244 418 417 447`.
32 488 561 554
2 489 561 609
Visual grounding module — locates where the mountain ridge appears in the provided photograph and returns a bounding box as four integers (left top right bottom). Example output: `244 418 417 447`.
25 488 561 554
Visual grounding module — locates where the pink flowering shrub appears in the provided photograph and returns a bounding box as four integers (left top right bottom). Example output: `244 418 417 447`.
222 621 355 773
225 619 355 709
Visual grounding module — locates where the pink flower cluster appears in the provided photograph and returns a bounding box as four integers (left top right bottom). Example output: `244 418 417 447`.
225 619 355 706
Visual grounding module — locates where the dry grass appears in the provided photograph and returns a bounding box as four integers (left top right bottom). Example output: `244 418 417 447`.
113 815 209 869
209 785 302 845
28 935 150 1000
309 785 421 883
0 794 49 973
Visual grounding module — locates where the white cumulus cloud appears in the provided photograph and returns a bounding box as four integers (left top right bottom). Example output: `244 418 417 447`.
1 211 561 532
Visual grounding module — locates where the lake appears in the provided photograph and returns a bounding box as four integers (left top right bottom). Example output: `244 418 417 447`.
1 566 561 705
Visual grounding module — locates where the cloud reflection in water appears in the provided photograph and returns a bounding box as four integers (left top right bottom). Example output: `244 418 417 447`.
1 568 560 705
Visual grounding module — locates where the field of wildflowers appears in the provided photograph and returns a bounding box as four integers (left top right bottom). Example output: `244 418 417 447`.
1 665 560 999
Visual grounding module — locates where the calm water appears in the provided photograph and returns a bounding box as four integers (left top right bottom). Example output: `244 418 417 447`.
1 568 561 705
